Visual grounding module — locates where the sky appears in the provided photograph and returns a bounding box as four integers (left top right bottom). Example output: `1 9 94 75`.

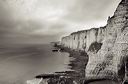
0 0 121 44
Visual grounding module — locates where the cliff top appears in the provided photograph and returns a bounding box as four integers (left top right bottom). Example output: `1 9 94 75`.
70 26 106 35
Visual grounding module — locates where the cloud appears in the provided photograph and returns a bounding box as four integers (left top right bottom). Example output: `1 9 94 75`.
65 0 120 21
0 0 122 44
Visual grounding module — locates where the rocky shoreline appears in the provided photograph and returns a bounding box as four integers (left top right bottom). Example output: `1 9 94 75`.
33 45 121 84
33 45 88 84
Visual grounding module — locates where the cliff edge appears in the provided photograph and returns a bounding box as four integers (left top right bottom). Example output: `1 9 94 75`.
61 0 128 82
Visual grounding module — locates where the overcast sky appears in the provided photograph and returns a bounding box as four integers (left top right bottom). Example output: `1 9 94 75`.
0 0 121 44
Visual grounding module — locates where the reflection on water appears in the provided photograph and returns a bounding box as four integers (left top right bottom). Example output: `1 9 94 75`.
0 44 70 84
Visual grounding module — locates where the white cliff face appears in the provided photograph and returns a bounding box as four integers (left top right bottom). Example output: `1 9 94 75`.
61 0 128 81
61 27 106 51
61 26 106 51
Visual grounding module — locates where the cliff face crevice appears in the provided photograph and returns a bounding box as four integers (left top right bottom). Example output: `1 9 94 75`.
61 0 128 81
88 42 102 53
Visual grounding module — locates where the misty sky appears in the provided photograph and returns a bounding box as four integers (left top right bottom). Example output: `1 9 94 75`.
0 0 121 44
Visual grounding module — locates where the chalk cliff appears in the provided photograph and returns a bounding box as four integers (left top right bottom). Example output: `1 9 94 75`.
61 0 128 82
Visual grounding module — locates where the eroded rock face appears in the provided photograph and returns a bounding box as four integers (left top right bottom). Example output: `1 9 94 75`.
61 27 106 51
61 0 128 82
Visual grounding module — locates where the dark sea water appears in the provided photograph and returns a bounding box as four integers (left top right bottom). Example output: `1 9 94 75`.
0 44 70 84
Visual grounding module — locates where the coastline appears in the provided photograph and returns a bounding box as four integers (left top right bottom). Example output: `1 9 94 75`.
33 45 88 84
60 0 128 83
60 46 88 84
34 44 121 84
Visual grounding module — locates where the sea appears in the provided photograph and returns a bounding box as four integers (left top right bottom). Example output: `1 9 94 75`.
0 44 70 84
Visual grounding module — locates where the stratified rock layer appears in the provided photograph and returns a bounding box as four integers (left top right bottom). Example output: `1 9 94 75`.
61 0 128 81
